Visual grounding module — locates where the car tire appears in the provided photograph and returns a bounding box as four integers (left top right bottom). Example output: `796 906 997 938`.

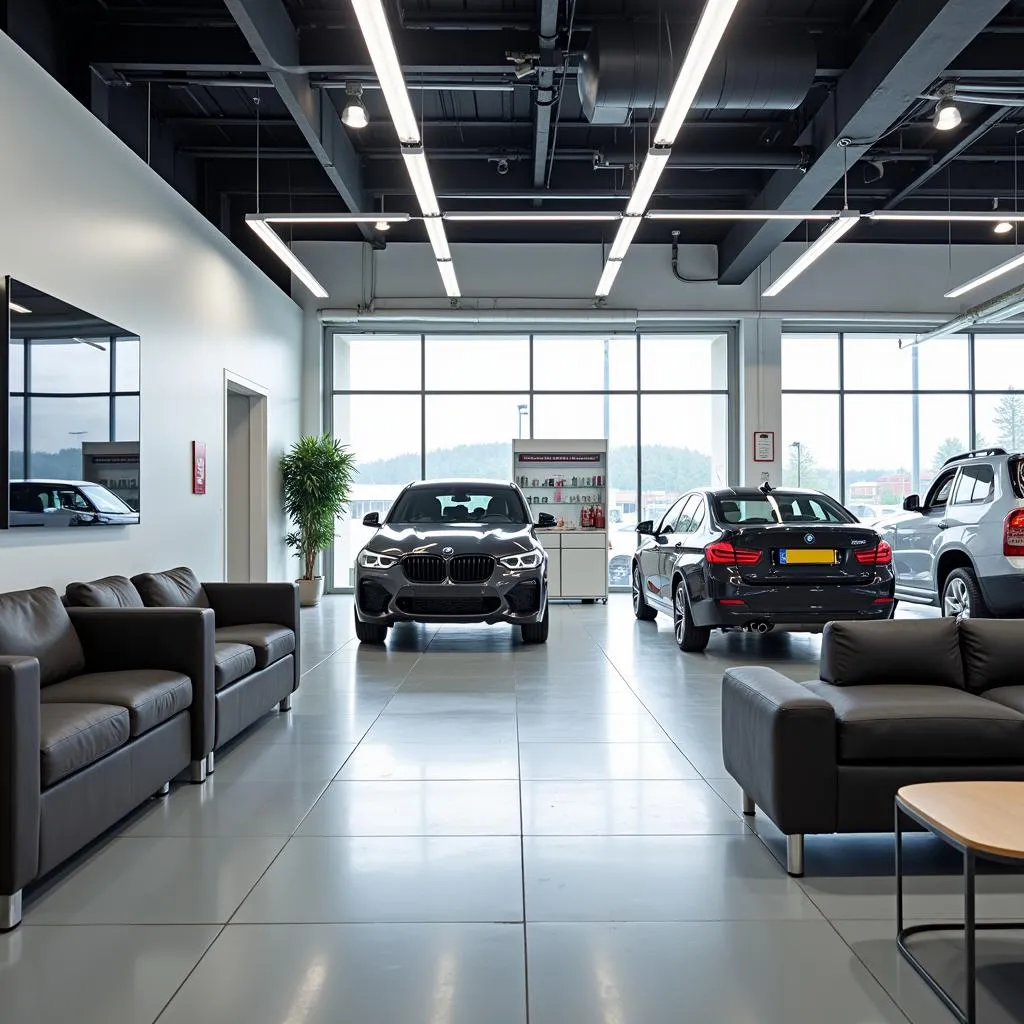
673 581 710 653
354 610 388 645
521 605 550 644
632 565 658 621
941 568 989 622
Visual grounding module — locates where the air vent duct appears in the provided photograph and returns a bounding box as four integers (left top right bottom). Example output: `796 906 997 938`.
578 23 817 125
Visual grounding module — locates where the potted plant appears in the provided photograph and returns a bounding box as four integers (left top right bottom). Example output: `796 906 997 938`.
280 434 356 607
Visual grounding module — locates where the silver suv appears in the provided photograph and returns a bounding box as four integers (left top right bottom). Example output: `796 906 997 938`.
875 448 1024 619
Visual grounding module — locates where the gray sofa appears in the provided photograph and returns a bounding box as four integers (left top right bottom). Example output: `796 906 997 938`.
66 568 300 766
722 617 1024 876
0 586 214 930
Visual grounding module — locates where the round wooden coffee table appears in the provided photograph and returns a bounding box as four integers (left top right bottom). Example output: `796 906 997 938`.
896 781 1024 1024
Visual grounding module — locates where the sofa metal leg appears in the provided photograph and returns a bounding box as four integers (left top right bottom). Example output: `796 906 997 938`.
189 759 208 784
279 694 293 713
1 891 22 931
156 782 171 797
742 792 755 816
206 752 215 774
786 834 805 877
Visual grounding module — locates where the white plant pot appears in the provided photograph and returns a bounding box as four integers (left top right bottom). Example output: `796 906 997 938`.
297 576 325 608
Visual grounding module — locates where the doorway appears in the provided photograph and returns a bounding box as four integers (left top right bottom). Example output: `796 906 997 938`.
224 373 269 582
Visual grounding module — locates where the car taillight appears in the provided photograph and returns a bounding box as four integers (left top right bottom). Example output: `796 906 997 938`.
1004 509 1024 556
855 540 893 566
705 541 762 565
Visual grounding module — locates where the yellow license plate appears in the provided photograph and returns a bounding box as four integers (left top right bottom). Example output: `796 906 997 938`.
780 549 837 565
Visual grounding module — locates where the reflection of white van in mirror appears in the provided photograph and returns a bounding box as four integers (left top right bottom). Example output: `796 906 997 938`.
8 480 140 527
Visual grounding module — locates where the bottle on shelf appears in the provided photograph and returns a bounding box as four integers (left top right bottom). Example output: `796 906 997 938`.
594 505 605 529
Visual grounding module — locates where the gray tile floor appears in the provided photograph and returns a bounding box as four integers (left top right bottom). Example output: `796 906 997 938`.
3 596 1024 1023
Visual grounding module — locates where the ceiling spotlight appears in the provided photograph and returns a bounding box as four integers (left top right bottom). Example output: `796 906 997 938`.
933 95 962 132
341 83 369 130
375 219 392 232
995 220 1014 235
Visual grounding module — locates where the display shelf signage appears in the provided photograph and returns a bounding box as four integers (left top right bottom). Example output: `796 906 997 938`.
517 452 603 464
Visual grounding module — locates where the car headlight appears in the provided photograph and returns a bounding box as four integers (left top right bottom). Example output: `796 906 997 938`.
500 550 544 570
358 550 398 570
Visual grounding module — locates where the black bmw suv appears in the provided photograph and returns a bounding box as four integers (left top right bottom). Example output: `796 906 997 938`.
354 480 553 645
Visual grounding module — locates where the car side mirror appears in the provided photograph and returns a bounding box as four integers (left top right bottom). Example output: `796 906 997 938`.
636 520 654 535
536 512 557 528
902 495 921 513
362 512 380 527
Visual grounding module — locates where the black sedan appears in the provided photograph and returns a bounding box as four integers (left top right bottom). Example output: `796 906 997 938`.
631 485 896 652
354 480 553 645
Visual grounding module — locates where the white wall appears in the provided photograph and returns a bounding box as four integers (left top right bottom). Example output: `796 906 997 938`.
0 33 302 591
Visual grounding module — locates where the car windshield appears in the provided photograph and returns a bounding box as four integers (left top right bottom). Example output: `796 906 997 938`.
389 485 529 525
714 492 852 526
79 484 135 514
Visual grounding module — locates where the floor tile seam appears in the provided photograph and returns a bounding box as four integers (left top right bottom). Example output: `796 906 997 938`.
147 922 228 1024
514 670 532 1024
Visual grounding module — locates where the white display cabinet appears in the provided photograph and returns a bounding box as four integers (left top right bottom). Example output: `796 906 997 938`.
513 438 609 601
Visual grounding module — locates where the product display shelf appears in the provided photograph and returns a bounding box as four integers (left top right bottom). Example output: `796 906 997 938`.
513 438 609 602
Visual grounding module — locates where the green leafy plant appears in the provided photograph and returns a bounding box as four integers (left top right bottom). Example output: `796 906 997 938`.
280 434 357 581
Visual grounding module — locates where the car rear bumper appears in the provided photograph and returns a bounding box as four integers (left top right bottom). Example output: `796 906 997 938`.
977 570 1024 617
355 568 547 626
689 570 896 629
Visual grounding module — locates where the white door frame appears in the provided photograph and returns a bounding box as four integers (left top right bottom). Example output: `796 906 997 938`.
223 370 269 582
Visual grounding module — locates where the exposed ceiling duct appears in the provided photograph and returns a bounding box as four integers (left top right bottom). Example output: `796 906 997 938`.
578 24 817 125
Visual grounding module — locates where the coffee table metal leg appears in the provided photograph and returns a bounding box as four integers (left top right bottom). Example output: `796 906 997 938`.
895 804 904 935
965 849 976 1024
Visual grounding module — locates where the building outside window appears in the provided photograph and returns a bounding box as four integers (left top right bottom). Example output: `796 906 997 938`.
328 331 734 590
782 331 1024 514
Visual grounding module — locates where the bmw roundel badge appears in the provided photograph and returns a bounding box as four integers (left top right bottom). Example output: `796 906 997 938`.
442 546 454 557
804 533 816 544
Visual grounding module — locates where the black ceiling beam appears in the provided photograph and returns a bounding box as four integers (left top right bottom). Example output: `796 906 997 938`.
947 34 1024 78
881 105 1012 210
717 0 1011 285
534 0 559 189
221 0 371 233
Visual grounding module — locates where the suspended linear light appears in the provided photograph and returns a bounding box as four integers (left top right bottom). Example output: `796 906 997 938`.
246 218 329 298
762 212 860 298
945 252 1024 299
595 260 624 298
625 149 673 217
608 217 644 261
249 213 411 225
401 147 441 218
870 211 1024 223
443 211 623 222
647 210 840 221
9 302 31 313
435 259 461 299
422 216 452 262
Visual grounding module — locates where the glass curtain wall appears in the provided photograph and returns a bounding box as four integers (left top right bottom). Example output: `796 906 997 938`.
782 331 1023 513
329 331 734 590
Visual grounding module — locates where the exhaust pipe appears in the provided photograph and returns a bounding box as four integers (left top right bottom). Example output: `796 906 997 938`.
744 621 773 634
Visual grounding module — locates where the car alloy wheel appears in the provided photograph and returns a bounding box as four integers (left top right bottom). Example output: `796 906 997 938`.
943 576 971 620
674 586 687 645
632 568 642 614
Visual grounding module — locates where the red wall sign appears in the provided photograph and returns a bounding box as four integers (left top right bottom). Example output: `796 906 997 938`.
192 441 207 495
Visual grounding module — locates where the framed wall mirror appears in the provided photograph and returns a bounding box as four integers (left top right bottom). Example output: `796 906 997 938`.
3 277 141 529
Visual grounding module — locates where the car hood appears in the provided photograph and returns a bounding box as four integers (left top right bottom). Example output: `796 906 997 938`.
367 522 539 558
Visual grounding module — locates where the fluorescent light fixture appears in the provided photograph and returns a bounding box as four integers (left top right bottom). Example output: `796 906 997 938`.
870 211 1024 223
443 211 622 222
762 212 860 298
648 210 840 221
422 216 451 261
247 218 329 298
248 213 410 225
9 301 31 314
933 97 962 132
945 252 1024 299
436 259 461 298
401 147 441 217
995 221 1014 235
350 0 421 144
595 259 624 298
625 149 672 217
608 217 644 261
654 0 741 146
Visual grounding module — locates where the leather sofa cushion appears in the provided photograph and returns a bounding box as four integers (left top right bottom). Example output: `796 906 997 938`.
0 587 85 686
64 575 144 609
41 670 192 737
131 567 208 609
819 619 964 689
959 620 1024 693
215 624 295 669
805 681 1024 762
983 686 1024 716
39 703 130 787
214 642 257 691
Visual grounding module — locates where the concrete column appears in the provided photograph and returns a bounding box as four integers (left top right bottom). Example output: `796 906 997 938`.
738 317 783 487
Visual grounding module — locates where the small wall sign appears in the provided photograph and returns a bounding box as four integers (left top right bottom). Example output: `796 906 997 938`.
192 441 207 495
753 431 775 463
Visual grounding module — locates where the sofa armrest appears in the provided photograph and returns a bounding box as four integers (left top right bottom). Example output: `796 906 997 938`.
721 667 838 836
0 657 41 899
202 582 299 631
66 607 216 760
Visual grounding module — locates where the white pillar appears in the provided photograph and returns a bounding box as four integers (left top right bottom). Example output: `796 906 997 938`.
739 317 783 487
